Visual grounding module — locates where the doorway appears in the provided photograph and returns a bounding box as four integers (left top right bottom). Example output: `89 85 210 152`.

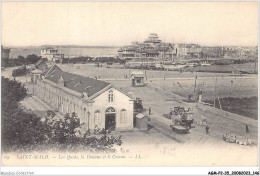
105 113 116 130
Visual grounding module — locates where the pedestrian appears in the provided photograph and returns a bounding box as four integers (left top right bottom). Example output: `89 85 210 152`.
245 123 249 133
149 107 151 115
205 125 209 134
201 115 207 124
186 115 192 129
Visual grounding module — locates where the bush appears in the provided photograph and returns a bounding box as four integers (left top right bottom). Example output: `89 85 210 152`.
1 77 123 152
1 77 49 150
2 107 51 150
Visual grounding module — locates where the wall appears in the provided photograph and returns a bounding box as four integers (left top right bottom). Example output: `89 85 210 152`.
90 87 134 130
35 79 134 131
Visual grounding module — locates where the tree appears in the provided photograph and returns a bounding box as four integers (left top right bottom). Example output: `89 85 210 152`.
1 76 27 110
1 77 50 150
1 77 123 152
17 55 26 64
26 54 42 64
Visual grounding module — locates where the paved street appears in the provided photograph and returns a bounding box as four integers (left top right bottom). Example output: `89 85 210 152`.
109 79 258 146
2 66 258 147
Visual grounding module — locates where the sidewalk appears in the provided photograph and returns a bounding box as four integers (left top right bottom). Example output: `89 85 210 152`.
21 95 64 119
32 95 64 119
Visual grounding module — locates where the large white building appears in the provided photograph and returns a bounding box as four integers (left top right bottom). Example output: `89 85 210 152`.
34 65 134 131
117 34 176 61
41 47 64 63
118 34 203 62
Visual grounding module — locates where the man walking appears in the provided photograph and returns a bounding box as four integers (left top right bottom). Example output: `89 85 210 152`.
245 123 249 133
205 125 209 134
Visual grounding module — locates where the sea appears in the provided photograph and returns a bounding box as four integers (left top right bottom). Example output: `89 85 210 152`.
8 46 120 59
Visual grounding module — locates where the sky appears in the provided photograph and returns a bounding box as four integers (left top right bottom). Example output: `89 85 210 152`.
1 2 258 47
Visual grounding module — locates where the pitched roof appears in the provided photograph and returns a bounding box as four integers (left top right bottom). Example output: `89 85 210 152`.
43 65 111 97
35 59 46 68
136 113 146 119
154 43 173 51
42 64 62 77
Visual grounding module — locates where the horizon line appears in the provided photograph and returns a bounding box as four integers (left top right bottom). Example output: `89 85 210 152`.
3 43 258 48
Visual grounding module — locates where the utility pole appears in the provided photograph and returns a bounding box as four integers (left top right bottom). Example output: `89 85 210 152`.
60 46 62 64
194 74 197 95
214 77 217 108
217 93 222 110
142 53 144 73
145 53 147 80
68 47 70 65
163 38 165 66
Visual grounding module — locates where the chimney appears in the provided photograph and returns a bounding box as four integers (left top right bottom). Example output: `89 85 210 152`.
82 92 88 99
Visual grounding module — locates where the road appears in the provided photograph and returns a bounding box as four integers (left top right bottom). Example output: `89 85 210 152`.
109 79 258 146
2 66 258 146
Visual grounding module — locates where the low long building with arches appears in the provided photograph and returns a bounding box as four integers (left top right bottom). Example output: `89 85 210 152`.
34 65 135 131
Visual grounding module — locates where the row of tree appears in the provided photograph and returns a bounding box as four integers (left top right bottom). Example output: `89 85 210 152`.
5 54 43 67
6 54 126 67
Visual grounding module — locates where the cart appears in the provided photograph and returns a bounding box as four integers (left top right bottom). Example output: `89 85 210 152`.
170 125 189 134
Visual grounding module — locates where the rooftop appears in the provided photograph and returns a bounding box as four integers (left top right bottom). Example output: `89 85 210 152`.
41 47 57 50
35 59 46 68
43 65 111 97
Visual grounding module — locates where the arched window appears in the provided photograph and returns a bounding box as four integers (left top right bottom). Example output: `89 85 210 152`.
94 110 101 125
120 109 127 123
108 90 114 102
106 107 116 113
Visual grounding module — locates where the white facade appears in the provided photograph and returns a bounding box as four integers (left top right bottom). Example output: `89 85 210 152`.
34 77 134 131
41 48 64 62
90 88 134 130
